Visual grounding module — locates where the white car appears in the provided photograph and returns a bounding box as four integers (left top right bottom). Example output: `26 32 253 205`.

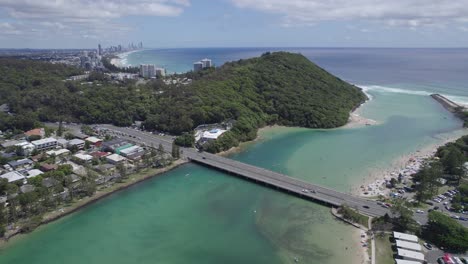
416 209 424 214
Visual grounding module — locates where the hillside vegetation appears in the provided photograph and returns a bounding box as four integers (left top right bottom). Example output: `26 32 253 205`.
0 52 366 152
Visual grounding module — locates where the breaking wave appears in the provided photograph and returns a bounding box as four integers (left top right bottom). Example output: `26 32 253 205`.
358 85 468 106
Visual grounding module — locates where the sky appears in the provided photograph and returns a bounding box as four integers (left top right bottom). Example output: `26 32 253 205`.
1 0 468 48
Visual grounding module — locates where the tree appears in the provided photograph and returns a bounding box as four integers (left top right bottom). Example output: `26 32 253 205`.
84 141 91 150
390 199 419 233
174 132 195 147
57 121 64 137
423 211 468 252
441 146 465 184
116 163 127 179
171 142 180 159
414 161 443 203
0 202 6 237
158 143 164 154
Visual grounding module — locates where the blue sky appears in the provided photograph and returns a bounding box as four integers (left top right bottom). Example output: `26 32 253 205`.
1 0 468 48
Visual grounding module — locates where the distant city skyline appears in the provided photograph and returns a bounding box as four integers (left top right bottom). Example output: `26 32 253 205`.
1 0 468 48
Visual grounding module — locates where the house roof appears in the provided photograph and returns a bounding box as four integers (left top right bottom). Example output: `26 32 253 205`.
26 169 43 178
69 139 85 145
32 137 57 146
393 232 418 243
20 184 35 193
8 159 33 168
91 151 109 158
106 153 126 162
85 137 102 144
0 171 25 182
42 177 59 188
73 153 93 161
40 163 58 172
25 128 44 137
395 240 422 252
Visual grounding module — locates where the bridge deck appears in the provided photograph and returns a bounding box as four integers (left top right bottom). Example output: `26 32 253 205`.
96 124 389 218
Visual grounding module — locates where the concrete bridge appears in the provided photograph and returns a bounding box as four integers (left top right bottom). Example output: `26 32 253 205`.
97 124 390 218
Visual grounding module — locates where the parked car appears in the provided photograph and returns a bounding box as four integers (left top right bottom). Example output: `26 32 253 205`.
424 243 433 250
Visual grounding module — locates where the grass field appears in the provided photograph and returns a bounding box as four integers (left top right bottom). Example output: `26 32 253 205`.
375 233 394 264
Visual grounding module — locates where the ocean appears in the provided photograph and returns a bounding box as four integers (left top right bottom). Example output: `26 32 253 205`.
0 48 467 264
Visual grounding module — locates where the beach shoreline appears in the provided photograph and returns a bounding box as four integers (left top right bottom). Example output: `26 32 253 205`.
351 129 467 198
109 50 142 68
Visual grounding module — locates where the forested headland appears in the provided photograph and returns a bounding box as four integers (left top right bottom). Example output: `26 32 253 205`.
0 52 367 152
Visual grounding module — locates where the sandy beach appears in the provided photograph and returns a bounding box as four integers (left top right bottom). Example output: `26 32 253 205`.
352 129 467 197
109 50 141 68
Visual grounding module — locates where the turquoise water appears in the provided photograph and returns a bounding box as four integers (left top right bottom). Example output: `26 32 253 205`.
1 49 468 263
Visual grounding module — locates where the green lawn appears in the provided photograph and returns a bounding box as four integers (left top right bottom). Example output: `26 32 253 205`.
375 233 394 264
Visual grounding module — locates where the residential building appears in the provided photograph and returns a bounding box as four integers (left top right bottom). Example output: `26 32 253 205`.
57 138 69 148
101 138 132 153
85 136 103 147
8 159 33 170
140 64 156 78
46 149 71 157
106 153 126 164
25 128 45 138
119 145 144 157
68 139 85 149
40 163 58 172
72 153 93 164
31 137 57 151
193 61 204 72
0 171 24 183
90 151 110 159
199 129 227 143
15 142 36 156
201 58 212 68
155 67 165 77
1 140 24 148
25 169 43 179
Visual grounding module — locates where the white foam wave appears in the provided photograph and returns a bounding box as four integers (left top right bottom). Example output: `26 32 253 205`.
357 85 468 106
444 95 468 106
358 85 431 96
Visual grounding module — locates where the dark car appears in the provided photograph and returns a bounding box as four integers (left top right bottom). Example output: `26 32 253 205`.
363 205 370 209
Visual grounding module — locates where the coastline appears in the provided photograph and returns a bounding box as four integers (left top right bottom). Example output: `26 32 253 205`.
109 49 142 68
0 159 188 248
352 129 467 197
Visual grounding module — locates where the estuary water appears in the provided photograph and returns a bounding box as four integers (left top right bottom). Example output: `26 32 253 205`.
1 48 468 264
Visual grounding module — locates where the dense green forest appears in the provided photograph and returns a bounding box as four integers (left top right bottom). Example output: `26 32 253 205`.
0 52 366 152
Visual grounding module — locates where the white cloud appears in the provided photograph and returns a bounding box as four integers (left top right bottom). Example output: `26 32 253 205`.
0 22 22 35
230 0 468 27
0 0 191 39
